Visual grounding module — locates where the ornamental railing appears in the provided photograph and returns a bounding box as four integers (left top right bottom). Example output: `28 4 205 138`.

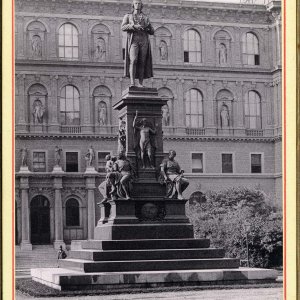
61 125 81 134
186 128 205 136
245 129 264 137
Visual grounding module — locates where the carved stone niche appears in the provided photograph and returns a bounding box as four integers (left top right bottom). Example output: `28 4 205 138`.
158 87 174 128
28 83 48 131
213 30 232 67
215 89 234 129
90 24 111 62
92 85 112 133
26 21 47 60
154 26 172 64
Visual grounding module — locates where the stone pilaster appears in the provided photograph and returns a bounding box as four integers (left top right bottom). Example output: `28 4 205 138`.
82 20 89 61
205 80 216 135
53 176 65 249
48 75 60 133
82 76 93 133
175 79 186 135
20 176 32 250
85 175 96 240
16 74 28 133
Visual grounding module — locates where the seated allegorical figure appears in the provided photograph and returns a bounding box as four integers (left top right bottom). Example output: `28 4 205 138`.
160 150 189 200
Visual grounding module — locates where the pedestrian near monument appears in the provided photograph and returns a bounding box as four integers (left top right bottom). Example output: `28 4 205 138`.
57 245 67 267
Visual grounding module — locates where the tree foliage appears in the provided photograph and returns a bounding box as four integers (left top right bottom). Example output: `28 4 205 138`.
187 187 282 268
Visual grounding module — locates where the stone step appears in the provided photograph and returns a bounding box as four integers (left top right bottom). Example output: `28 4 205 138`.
80 239 210 250
58 258 240 273
31 267 279 291
69 248 225 261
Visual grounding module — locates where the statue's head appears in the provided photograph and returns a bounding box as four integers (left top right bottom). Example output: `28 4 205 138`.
141 118 147 125
118 152 125 160
168 150 176 159
132 0 143 11
111 156 117 162
105 154 111 161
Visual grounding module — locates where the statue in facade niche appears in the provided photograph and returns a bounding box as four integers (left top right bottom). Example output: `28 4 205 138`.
21 148 28 167
122 0 154 87
219 44 227 65
160 150 189 200
32 99 45 124
162 105 170 126
95 38 106 60
133 110 157 169
220 104 230 128
98 102 107 125
85 145 95 167
31 35 42 57
54 146 62 167
159 40 168 61
118 118 126 153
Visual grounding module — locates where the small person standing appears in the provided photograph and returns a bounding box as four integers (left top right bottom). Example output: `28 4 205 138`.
57 245 67 267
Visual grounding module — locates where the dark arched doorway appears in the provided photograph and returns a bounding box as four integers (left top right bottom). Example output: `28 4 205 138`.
30 195 50 244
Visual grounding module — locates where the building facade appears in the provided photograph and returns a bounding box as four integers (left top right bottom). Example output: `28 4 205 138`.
15 0 282 249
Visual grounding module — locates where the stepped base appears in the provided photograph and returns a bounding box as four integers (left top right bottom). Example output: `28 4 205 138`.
31 267 278 291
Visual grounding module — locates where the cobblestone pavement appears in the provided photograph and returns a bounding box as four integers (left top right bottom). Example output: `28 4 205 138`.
16 287 283 300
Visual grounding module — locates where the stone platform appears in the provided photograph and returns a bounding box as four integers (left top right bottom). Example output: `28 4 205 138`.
31 238 278 290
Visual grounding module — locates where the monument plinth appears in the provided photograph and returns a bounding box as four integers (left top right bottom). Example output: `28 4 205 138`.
31 86 278 290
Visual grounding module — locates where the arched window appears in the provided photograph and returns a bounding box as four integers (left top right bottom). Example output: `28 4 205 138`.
65 198 80 226
242 32 259 65
185 89 204 128
58 23 79 60
245 91 261 129
60 85 80 125
183 29 201 63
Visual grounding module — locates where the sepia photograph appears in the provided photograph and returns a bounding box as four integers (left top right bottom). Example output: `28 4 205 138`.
2 0 294 298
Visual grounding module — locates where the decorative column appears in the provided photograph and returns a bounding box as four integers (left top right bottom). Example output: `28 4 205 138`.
82 19 89 61
20 176 32 250
85 175 96 240
53 176 65 249
235 81 245 135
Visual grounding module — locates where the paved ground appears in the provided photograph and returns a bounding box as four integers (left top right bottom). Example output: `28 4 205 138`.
16 287 283 300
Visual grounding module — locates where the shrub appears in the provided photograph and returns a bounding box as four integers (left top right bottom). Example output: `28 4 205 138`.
187 187 282 268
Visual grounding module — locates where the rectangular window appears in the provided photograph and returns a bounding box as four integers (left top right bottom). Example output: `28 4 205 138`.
98 152 111 173
222 154 233 173
251 154 262 173
32 152 46 172
254 55 260 65
184 51 189 62
66 152 79 172
192 153 203 173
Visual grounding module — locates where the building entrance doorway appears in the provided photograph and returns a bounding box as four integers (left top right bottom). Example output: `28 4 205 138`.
30 195 50 244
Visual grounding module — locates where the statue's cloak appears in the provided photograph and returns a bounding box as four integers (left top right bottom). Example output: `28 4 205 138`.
121 13 154 79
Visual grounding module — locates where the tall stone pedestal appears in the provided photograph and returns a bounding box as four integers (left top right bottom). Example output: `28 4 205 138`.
31 87 278 290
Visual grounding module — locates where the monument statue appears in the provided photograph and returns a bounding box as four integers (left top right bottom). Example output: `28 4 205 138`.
21 147 28 167
220 103 230 128
98 155 117 203
32 99 45 124
133 110 157 169
85 145 95 167
118 118 127 153
160 150 189 200
121 0 154 87
54 146 62 167
107 152 134 200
